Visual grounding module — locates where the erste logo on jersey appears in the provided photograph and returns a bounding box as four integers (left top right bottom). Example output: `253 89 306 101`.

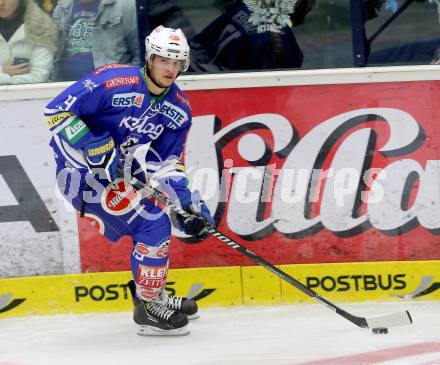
112 92 144 108
160 101 188 127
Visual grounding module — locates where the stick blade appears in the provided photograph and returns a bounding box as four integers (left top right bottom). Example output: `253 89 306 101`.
366 310 412 329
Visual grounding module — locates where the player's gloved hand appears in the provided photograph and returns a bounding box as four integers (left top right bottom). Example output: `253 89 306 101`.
172 190 215 240
83 132 118 182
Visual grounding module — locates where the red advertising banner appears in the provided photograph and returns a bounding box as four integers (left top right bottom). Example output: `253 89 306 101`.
78 81 440 272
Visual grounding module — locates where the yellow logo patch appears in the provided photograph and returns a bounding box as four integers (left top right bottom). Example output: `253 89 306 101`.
87 139 115 156
46 112 74 128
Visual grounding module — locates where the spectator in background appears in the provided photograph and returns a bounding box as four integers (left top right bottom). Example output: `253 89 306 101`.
190 0 312 72
147 0 196 40
0 0 57 84
51 0 139 81
35 0 59 14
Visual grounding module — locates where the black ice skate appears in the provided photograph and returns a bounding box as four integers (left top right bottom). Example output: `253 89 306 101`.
164 294 199 320
128 279 199 320
128 280 189 336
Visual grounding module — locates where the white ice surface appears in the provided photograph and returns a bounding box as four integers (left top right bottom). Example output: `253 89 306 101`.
0 301 439 365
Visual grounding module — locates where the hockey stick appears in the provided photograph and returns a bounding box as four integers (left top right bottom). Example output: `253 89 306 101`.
121 172 413 330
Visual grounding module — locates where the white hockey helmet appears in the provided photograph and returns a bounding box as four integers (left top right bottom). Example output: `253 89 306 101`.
145 25 190 72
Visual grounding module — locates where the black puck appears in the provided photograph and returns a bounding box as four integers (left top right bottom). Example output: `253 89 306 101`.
372 327 388 334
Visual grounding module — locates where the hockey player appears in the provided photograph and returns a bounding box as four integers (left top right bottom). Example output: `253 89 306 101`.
44 25 215 336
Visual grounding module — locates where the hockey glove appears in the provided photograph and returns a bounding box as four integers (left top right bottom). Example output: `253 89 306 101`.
171 190 215 240
83 132 118 182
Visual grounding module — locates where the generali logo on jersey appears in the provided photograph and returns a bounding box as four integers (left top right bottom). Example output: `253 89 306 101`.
104 76 140 89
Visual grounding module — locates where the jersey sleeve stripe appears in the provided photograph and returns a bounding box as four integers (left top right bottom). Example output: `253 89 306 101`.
53 135 88 169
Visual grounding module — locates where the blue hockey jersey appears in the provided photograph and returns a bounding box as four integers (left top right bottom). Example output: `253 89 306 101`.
44 64 192 195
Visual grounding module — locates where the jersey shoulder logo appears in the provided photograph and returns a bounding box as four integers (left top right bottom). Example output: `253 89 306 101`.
45 111 74 129
175 91 191 110
104 76 140 89
60 116 89 144
93 64 135 76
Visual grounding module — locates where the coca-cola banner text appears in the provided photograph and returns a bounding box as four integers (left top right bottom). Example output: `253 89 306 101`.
79 81 440 272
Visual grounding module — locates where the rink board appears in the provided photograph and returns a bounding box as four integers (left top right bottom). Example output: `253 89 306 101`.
3 73 440 280
0 260 439 318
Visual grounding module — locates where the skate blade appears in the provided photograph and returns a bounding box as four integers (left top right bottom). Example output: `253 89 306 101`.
187 313 200 320
136 324 190 336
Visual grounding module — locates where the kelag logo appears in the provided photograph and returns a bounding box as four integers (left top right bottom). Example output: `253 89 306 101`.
0 293 26 314
74 282 216 302
391 275 440 299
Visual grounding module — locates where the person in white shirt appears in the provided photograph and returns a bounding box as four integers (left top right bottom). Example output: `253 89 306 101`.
0 0 57 84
